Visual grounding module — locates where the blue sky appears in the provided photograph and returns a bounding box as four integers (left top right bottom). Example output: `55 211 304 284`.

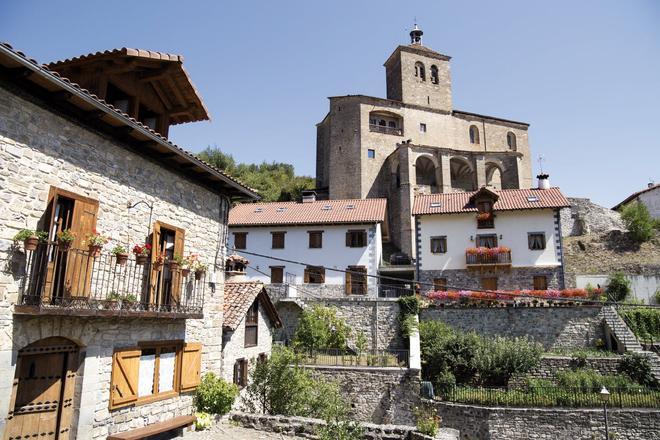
2 0 658 207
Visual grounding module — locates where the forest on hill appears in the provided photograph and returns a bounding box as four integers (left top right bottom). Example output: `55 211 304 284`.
198 146 315 202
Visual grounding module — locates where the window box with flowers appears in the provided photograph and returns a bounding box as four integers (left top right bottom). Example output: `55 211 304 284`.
465 246 511 266
132 243 151 265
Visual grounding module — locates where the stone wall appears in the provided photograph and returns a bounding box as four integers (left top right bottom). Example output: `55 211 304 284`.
419 266 564 293
274 298 404 350
420 306 605 350
430 400 660 440
560 197 624 237
509 355 622 387
307 366 420 425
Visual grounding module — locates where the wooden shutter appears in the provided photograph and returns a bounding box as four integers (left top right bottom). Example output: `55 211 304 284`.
149 222 162 304
171 227 185 303
180 342 202 391
67 199 99 297
345 268 351 295
345 231 351 247
304 267 310 283
241 359 248 387
110 348 140 409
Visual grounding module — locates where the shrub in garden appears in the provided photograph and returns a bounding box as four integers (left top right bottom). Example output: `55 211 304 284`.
606 272 631 302
293 305 351 351
316 391 363 440
556 369 639 391
419 320 480 385
413 405 440 437
619 308 660 343
472 336 543 386
620 201 655 243
398 295 420 337
619 352 658 387
194 373 238 415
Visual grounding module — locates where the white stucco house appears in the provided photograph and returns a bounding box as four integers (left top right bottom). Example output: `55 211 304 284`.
413 183 570 292
228 197 387 298
612 183 660 219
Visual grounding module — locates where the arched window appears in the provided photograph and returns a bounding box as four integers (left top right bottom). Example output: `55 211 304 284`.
415 62 426 81
430 65 439 84
469 125 480 144
507 132 517 150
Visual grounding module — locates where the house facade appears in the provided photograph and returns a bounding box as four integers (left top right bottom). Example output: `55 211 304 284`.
228 197 387 298
612 183 660 219
0 43 257 439
413 182 570 292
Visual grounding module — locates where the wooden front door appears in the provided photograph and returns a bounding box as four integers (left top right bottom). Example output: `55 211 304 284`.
4 338 80 440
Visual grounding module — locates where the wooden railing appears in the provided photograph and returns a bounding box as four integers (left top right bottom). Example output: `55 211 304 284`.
465 249 512 266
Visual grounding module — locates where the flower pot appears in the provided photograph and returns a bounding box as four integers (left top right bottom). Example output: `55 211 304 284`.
88 244 102 258
23 236 39 251
115 253 129 266
195 270 205 281
168 261 180 272
182 268 190 277
135 254 148 266
58 240 72 252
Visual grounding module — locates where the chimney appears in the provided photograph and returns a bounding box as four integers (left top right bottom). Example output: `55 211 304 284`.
649 181 655 189
537 174 550 190
225 254 249 282
301 190 317 203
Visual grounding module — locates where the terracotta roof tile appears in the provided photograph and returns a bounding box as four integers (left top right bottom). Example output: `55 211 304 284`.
413 188 570 215
223 281 281 330
229 198 387 226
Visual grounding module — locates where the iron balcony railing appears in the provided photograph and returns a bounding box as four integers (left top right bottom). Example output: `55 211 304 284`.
298 348 409 368
465 250 512 266
368 124 403 136
17 242 205 318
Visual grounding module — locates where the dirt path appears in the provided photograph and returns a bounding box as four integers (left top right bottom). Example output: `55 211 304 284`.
185 419 304 439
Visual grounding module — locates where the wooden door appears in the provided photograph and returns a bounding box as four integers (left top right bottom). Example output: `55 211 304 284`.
481 277 498 291
4 338 79 440
66 198 99 297
148 221 162 306
171 230 185 305
149 222 185 309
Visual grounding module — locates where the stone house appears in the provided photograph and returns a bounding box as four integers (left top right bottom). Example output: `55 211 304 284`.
221 255 282 395
612 182 660 219
228 196 388 298
315 25 534 262
0 43 258 439
413 179 570 292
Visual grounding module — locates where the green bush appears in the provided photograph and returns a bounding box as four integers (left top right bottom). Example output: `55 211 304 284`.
556 369 638 391
316 391 363 440
419 321 480 385
398 295 420 338
654 289 660 305
606 272 631 302
398 295 420 316
194 373 238 415
620 201 655 243
413 405 440 437
619 308 660 343
619 352 658 387
293 306 352 351
472 336 543 386
435 370 456 395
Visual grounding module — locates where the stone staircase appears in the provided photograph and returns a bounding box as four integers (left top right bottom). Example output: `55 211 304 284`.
602 306 660 382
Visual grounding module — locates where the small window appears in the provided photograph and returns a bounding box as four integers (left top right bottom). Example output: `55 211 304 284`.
245 300 258 347
270 266 284 283
469 125 480 144
415 62 426 81
304 266 325 284
388 120 396 128
430 65 439 84
477 234 498 248
233 358 248 387
433 278 447 291
481 277 498 290
233 232 247 250
346 230 367 247
430 202 442 208
419 123 427 133
533 276 548 290
271 231 285 249
507 132 517 150
308 231 323 248
367 149 376 159
430 236 447 254
346 266 367 295
528 233 546 250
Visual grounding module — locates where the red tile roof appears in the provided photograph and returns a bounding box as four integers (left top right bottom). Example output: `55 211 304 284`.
223 281 281 330
612 184 660 211
413 188 570 215
229 199 387 226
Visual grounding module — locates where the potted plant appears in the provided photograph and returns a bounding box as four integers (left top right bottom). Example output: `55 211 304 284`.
56 229 75 251
192 260 208 280
111 245 129 266
132 243 151 265
107 291 122 310
14 229 47 251
121 293 138 310
85 230 108 257
153 251 166 270
169 254 184 272
181 255 193 277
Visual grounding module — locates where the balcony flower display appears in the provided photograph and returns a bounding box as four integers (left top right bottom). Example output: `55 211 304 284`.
476 212 493 221
180 255 194 277
56 229 75 251
153 251 166 270
466 246 510 255
85 230 109 257
169 255 184 272
191 258 208 280
111 244 129 265
426 288 591 307
13 229 48 251
132 243 152 265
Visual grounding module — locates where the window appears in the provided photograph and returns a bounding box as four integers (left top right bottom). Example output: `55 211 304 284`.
433 278 447 291
481 277 498 290
469 125 480 144
308 231 323 248
233 232 247 250
367 149 376 159
346 230 367 247
476 234 498 248
533 276 548 290
430 65 439 84
430 236 447 254
507 132 517 150
271 231 285 249
304 266 325 284
419 123 427 133
233 359 248 387
245 300 258 347
110 342 201 410
258 353 268 363
528 233 546 250
270 266 284 284
476 200 494 228
415 62 426 81
346 266 367 295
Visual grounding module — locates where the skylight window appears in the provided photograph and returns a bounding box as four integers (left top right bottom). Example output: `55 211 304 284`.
527 196 540 202
430 202 442 208
276 207 287 213
346 204 355 210
254 208 264 213
321 205 332 211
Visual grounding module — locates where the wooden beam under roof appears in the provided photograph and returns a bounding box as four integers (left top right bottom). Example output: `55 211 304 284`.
138 64 178 82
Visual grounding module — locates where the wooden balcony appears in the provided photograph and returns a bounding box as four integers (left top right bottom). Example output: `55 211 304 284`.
14 242 205 319
369 124 403 136
465 249 512 268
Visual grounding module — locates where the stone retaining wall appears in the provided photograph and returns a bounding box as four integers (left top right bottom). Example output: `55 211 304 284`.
510 355 622 387
420 306 605 350
429 400 660 440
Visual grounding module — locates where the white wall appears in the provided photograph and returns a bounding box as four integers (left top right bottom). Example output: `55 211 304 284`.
637 187 660 219
418 209 560 270
228 223 382 286
575 275 660 305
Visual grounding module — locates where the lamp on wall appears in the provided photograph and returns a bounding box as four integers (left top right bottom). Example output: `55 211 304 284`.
499 234 503 240
470 235 474 241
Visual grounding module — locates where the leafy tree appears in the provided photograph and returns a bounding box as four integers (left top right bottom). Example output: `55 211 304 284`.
293 306 352 351
620 201 655 242
606 272 631 302
198 146 315 202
